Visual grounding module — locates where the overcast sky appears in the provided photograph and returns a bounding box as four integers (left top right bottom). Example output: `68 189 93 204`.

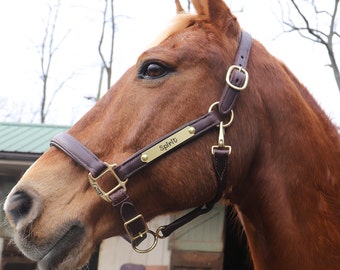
0 0 339 126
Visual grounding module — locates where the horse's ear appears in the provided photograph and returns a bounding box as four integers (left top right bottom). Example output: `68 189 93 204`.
175 0 185 14
191 0 210 17
192 0 239 35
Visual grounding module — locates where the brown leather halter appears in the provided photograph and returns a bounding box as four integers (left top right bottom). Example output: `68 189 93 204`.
50 31 252 253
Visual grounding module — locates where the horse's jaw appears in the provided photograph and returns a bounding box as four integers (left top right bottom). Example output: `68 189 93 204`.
14 221 87 270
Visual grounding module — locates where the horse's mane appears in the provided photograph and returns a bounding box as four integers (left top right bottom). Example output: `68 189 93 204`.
148 13 198 48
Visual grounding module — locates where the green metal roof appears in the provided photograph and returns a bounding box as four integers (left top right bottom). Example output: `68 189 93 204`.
0 122 69 154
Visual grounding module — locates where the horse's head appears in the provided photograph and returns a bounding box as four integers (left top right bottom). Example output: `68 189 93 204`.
4 1 258 269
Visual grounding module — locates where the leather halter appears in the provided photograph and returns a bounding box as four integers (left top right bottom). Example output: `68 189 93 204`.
50 31 252 253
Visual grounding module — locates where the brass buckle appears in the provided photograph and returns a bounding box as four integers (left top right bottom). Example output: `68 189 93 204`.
131 230 158 253
124 214 158 253
226 65 249 91
124 214 149 241
88 162 128 202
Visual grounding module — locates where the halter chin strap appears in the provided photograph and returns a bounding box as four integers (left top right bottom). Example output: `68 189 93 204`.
50 31 252 253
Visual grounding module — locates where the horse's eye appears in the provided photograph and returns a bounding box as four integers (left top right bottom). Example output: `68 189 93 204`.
139 63 169 79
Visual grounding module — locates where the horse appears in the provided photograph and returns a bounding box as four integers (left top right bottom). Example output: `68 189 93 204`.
4 0 340 269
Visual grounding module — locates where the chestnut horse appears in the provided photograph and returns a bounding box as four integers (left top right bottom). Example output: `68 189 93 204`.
4 0 340 269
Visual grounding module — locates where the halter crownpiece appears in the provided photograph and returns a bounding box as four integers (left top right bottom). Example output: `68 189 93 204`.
50 31 252 253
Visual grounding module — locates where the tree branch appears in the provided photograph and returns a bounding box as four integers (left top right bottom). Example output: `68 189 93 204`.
279 0 340 91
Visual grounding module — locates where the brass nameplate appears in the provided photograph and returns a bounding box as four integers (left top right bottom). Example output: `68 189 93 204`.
140 126 196 163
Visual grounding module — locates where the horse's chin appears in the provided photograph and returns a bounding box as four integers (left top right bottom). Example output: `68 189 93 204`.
14 221 91 270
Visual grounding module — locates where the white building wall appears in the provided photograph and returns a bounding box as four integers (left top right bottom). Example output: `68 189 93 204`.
0 238 3 263
98 215 171 270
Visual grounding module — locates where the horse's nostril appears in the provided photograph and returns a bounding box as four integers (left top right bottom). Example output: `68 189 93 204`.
6 191 33 225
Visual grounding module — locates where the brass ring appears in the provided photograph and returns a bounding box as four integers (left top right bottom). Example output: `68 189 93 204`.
208 101 220 113
131 230 158 253
222 110 234 128
208 101 234 128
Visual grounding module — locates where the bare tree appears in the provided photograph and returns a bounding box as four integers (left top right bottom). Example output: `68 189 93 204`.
187 0 191 11
279 0 340 92
97 0 115 101
37 0 74 123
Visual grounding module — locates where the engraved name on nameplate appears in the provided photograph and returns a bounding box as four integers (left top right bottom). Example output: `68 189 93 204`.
140 126 196 163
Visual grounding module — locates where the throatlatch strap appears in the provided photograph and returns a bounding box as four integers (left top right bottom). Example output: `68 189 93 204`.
219 31 252 115
159 146 230 238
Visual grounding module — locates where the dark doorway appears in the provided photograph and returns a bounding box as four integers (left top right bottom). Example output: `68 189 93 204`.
223 205 253 270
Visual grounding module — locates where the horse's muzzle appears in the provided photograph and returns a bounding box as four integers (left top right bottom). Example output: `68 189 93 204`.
4 188 43 230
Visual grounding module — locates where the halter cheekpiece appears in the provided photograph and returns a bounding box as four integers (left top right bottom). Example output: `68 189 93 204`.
50 31 252 253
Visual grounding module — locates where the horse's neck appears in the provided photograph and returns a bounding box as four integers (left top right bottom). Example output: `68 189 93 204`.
234 67 340 270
